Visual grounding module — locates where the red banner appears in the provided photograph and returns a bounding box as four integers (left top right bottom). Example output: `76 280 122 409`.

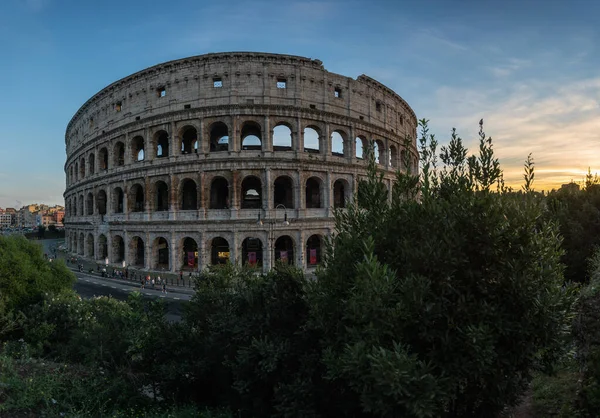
248 251 257 266
187 251 195 267
280 250 288 263
309 248 317 265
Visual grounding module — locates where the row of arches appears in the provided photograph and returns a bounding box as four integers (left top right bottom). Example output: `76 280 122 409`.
66 175 350 217
68 233 323 270
68 120 416 185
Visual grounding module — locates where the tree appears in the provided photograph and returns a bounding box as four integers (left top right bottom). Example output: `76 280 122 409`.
308 120 575 416
37 225 46 239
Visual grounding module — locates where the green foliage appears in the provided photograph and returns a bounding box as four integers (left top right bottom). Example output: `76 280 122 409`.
313 119 576 416
0 235 74 312
531 357 580 417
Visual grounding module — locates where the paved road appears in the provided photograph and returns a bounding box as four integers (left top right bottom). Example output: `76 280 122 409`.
72 269 192 322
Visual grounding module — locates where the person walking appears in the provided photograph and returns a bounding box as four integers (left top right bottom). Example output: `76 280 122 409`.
151 277 155 290
141 278 145 289
162 281 167 294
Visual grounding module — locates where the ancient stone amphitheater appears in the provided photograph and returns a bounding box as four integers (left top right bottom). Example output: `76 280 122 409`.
63 52 418 273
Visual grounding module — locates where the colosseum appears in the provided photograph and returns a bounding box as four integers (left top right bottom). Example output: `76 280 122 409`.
63 52 418 274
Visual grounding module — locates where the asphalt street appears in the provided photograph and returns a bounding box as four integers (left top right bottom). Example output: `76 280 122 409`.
72 269 192 322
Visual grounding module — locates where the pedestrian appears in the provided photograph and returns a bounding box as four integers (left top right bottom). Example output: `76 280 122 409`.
151 277 155 289
179 270 183 283
157 275 161 286
162 281 167 294
141 278 145 289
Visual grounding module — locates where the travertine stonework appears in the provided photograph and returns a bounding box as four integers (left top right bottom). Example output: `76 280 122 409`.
64 52 418 273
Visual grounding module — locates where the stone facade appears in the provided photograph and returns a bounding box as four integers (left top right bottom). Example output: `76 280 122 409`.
63 52 418 273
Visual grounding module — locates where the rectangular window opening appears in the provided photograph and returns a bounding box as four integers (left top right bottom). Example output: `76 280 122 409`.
116 102 122 112
246 99 254 104
376 101 382 112
276 79 287 89
184 104 191 109
135 116 141 121
359 115 364 120
213 78 222 88
309 104 316 109
334 88 342 98
158 87 166 98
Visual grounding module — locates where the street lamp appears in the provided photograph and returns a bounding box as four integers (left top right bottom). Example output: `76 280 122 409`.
275 204 289 226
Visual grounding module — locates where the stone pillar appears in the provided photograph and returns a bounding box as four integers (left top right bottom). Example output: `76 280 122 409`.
170 234 178 273
326 171 333 215
232 232 239 265
169 174 177 220
144 177 151 221
199 119 207 154
264 168 272 210
348 126 356 162
199 235 206 272
299 229 306 268
145 127 152 160
264 115 272 152
323 123 330 156
384 138 390 169
144 236 152 270
232 116 239 152
123 182 129 221
298 170 305 210
295 117 303 152
231 170 239 218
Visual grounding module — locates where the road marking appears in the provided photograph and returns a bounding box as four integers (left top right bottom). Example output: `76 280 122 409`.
159 295 165 298
174 297 180 300
110 286 116 289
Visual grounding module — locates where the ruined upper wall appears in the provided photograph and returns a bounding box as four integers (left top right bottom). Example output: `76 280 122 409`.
65 52 417 153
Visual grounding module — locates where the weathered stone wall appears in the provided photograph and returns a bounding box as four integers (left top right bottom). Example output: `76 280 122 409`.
63 52 418 273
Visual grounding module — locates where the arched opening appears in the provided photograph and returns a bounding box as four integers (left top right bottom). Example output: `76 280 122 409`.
132 136 145 162
210 177 229 209
114 142 125 166
241 121 262 151
305 177 322 208
99 147 108 170
242 237 263 267
274 176 294 208
112 235 125 263
129 236 144 267
400 150 407 171
241 176 262 209
78 232 84 255
86 193 94 216
273 124 292 151
211 237 230 265
88 153 95 175
210 122 229 152
78 196 83 216
97 190 107 215
181 179 198 210
306 234 322 267
274 235 294 265
303 127 320 153
181 127 198 154
129 184 145 212
182 237 198 270
389 145 398 168
86 233 95 258
98 234 108 260
113 187 124 213
154 181 169 212
80 158 86 178
333 179 349 209
155 131 169 158
331 131 345 157
356 137 365 159
374 140 385 165
153 237 169 270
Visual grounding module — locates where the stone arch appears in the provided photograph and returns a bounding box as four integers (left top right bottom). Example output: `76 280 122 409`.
210 177 229 209
389 144 398 168
305 176 323 208
273 123 293 151
114 141 125 166
113 187 124 213
181 237 198 270
374 139 385 164
241 175 262 209
274 235 294 265
303 126 320 153
331 130 346 157
154 130 170 158
180 126 198 154
180 178 198 210
98 234 108 260
154 180 169 211
274 175 294 209
333 178 350 209
306 234 323 267
241 121 262 151
128 183 145 212
98 147 108 170
131 135 145 162
88 153 95 175
356 136 367 159
209 122 229 152
241 237 263 267
78 232 84 255
97 189 107 215
86 233 95 258
211 237 230 265
86 192 94 215
79 157 86 178
129 236 145 267
152 236 170 270
112 235 125 263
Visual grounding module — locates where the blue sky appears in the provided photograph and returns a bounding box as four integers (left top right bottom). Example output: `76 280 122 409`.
0 0 598 208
